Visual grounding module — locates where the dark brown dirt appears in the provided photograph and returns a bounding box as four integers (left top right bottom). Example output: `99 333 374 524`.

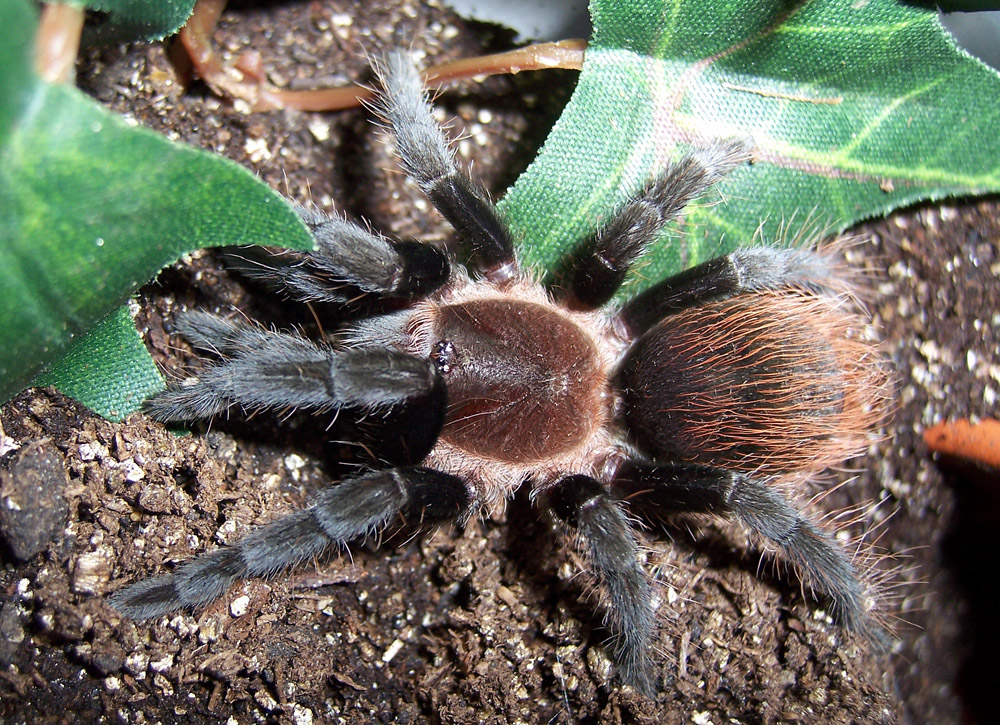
1 2 995 723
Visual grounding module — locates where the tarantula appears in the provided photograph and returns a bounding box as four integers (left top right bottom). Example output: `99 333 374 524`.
110 52 888 694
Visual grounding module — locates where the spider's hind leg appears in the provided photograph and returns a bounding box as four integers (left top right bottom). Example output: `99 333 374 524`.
110 466 473 620
614 462 886 646
616 243 851 339
541 475 657 695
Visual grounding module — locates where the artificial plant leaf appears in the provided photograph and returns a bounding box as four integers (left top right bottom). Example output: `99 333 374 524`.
0 0 313 417
83 0 197 43
33 306 163 421
501 0 1000 293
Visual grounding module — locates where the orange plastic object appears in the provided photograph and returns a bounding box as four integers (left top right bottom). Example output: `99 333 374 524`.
924 418 1000 469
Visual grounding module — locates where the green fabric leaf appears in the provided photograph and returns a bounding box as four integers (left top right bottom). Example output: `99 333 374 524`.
1 0 36 138
83 0 197 43
502 0 1000 294
33 306 162 421
0 0 313 415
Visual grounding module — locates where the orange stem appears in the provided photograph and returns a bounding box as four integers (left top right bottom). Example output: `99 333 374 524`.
179 0 586 112
924 418 1000 469
423 40 587 85
35 3 85 84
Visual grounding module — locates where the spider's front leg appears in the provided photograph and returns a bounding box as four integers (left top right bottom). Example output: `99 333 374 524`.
541 475 656 695
119 341 470 626
110 466 473 619
113 311 473 619
373 51 517 281
232 206 452 305
144 311 446 461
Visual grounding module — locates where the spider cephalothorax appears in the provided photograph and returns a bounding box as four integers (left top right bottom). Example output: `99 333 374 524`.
111 52 889 694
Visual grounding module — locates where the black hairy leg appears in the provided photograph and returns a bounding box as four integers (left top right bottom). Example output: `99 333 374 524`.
614 463 882 644
616 245 851 338
543 475 656 695
567 139 753 309
109 466 473 620
145 311 445 429
372 52 516 280
230 205 451 305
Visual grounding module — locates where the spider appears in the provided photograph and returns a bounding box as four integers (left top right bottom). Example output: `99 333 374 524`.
110 52 889 694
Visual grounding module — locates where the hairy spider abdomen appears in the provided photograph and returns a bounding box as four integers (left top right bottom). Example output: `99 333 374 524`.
432 298 607 463
618 290 886 473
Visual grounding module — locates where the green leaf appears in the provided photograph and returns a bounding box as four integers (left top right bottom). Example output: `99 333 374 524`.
83 0 197 43
33 306 162 421
0 0 35 136
502 0 1000 293
0 0 313 416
